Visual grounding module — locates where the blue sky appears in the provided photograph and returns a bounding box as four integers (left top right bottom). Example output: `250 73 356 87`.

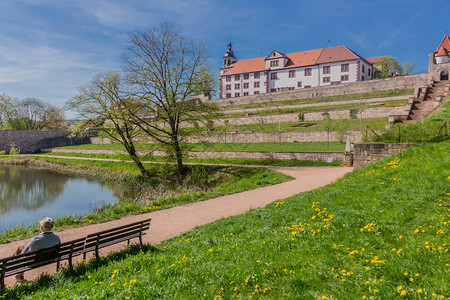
0 0 448 115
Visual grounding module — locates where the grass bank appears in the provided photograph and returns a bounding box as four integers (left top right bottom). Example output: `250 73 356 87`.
0 157 291 244
6 141 449 299
220 89 413 110
51 141 346 153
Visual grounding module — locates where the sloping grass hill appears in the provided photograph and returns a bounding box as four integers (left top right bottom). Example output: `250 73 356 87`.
9 141 449 299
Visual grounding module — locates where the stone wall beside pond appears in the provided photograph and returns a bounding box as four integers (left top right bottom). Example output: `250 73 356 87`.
0 130 72 154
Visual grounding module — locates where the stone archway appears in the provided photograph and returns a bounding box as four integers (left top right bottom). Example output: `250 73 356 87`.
441 69 449 81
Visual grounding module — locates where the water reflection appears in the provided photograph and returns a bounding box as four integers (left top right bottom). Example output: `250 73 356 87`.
0 165 67 215
0 165 119 232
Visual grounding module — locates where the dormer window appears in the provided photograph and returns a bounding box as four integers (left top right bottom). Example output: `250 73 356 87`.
270 60 279 67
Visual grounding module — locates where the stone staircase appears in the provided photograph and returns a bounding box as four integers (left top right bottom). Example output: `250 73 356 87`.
403 80 449 123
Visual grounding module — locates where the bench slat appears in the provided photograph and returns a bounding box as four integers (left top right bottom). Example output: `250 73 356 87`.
85 219 151 237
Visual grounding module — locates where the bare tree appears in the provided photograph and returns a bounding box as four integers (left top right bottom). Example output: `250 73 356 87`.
67 71 151 177
122 23 217 175
0 94 67 130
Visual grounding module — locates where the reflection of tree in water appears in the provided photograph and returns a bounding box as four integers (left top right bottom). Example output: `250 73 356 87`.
0 165 68 215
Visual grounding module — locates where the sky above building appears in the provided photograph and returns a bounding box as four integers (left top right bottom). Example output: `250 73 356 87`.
0 0 449 116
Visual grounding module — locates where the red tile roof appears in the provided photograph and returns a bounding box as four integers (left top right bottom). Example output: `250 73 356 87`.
436 45 448 57
366 56 385 64
435 33 450 57
222 46 370 76
435 33 450 53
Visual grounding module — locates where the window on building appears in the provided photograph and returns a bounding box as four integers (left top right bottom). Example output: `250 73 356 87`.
271 72 277 80
323 77 330 83
243 73 249 80
235 83 240 89
341 64 349 72
235 92 240 97
270 88 276 92
289 70 296 78
226 76 231 82
297 81 302 88
226 93 231 98
368 68 371 76
288 87 295 90
341 75 349 81
361 76 365 81
270 60 279 67
235 74 240 80
305 68 312 76
254 91 260 95
323 66 330 74
304 85 311 88
254 72 260 79
226 84 231 90
243 82 249 89
243 92 249 96
362 65 365 73
254 81 260 88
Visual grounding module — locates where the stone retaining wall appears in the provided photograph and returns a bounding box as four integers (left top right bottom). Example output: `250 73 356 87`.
186 130 364 143
216 74 429 107
216 105 406 126
0 130 72 154
352 143 417 167
41 148 344 162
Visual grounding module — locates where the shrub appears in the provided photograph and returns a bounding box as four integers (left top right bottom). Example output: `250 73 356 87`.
0 151 5 155
297 113 304 122
9 143 20 155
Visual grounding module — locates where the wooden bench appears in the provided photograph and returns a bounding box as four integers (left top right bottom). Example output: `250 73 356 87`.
83 218 152 259
0 237 85 293
1 217 152 294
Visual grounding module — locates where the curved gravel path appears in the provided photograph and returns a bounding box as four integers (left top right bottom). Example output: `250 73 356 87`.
0 163 353 288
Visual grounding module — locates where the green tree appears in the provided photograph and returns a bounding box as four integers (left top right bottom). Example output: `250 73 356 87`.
334 118 350 143
373 56 403 78
402 61 415 75
322 112 333 148
190 65 217 98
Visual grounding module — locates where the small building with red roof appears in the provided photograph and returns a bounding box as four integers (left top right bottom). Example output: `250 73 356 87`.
429 33 450 81
219 43 378 99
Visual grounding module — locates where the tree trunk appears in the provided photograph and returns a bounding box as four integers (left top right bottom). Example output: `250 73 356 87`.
127 146 150 177
172 135 185 175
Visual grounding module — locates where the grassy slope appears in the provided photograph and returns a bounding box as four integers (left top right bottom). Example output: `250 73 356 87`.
9 141 449 299
220 89 414 110
52 142 346 152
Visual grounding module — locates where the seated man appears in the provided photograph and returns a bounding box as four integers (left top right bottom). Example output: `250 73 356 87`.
15 217 61 280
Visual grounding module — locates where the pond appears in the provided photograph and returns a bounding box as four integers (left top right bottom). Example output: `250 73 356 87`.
0 164 121 232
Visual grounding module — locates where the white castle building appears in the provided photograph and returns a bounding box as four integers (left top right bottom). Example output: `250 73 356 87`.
219 42 380 99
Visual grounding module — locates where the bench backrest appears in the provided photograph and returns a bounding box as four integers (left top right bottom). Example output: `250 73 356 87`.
0 237 85 277
84 218 151 253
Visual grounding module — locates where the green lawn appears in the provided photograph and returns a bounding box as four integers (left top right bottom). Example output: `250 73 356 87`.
7 141 449 299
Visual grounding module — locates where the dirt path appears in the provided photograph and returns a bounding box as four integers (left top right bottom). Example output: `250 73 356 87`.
0 164 353 288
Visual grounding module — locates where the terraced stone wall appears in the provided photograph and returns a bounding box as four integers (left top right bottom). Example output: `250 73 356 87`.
216 73 428 107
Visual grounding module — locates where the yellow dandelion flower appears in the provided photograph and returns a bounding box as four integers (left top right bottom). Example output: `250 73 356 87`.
397 286 403 290
417 289 423 293
401 290 407 296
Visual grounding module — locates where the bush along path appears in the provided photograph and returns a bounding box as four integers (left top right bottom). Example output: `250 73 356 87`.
1 165 352 292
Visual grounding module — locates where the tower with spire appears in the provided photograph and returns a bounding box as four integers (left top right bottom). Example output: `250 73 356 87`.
221 42 236 74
